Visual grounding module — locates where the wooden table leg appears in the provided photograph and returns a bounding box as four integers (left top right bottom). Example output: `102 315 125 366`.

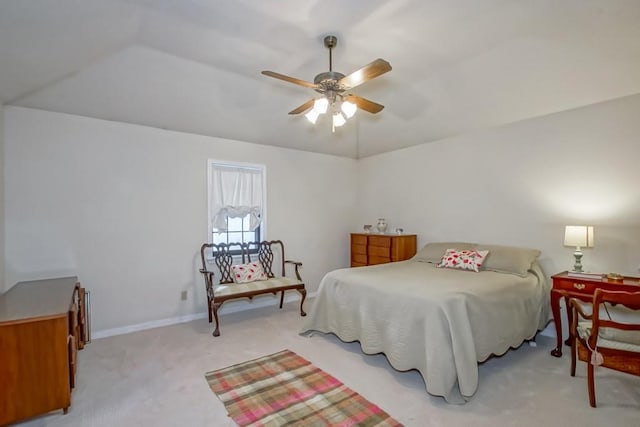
550 289 563 357
564 298 573 347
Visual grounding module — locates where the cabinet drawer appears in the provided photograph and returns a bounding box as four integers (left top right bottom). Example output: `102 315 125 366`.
553 278 598 294
368 236 391 248
369 245 391 257
351 235 367 246
369 256 391 265
351 244 367 255
351 253 367 264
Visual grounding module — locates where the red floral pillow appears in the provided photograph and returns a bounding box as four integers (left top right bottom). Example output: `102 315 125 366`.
231 262 267 283
437 248 489 272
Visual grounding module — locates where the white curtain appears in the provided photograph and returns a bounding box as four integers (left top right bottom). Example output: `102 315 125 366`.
210 164 263 231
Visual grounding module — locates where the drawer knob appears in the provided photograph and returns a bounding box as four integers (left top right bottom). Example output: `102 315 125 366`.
573 283 586 290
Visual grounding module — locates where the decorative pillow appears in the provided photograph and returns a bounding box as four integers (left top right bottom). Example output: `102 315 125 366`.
473 244 541 277
413 242 476 264
231 262 267 284
437 249 489 272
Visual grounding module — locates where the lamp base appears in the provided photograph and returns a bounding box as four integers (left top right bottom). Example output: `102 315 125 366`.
572 249 584 273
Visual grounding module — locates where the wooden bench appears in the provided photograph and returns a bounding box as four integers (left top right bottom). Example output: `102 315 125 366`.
199 240 307 336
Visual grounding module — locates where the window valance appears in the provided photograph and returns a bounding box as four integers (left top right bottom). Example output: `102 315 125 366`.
210 164 263 232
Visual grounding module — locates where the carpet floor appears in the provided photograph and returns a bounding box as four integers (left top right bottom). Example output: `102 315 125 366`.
14 299 640 426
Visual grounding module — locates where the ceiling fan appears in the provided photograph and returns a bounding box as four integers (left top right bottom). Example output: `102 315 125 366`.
261 35 392 129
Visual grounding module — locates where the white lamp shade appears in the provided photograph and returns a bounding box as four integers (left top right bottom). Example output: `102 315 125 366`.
332 112 346 127
564 225 594 248
305 109 319 124
313 97 329 114
341 100 357 118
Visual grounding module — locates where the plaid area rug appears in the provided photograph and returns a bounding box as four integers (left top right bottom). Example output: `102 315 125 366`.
205 349 403 427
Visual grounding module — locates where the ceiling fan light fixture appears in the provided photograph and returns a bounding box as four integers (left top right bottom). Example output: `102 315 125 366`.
261 35 391 132
332 111 346 128
313 97 329 114
305 109 320 124
341 100 357 118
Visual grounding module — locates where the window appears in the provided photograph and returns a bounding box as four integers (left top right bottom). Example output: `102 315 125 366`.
208 161 265 249
212 214 261 246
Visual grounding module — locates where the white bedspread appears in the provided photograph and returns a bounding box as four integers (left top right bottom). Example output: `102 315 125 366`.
300 260 550 403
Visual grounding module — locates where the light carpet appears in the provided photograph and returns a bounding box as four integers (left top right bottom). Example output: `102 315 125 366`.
12 300 640 426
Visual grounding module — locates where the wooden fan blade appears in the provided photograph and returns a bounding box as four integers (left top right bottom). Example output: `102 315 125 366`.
288 98 315 115
343 94 384 114
338 58 392 90
261 71 318 89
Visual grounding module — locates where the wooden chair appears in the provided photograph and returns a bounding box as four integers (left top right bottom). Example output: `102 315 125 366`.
199 240 306 337
567 289 640 407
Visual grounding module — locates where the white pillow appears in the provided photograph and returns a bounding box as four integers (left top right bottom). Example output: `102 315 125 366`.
231 262 267 283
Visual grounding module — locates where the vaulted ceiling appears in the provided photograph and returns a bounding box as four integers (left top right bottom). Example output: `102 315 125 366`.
1 0 639 158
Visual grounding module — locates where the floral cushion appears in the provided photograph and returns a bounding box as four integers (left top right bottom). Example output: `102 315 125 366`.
231 262 267 283
437 249 489 272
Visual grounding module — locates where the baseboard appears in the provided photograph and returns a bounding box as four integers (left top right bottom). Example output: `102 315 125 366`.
92 291 316 340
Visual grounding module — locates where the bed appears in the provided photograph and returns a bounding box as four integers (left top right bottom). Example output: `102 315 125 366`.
300 242 551 403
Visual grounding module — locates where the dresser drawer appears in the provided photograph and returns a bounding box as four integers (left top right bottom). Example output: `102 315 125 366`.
351 244 367 255
369 256 391 265
351 253 367 265
368 236 391 248
369 245 391 257
352 235 367 246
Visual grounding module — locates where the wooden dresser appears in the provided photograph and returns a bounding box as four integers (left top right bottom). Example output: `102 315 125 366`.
0 276 88 425
350 233 417 267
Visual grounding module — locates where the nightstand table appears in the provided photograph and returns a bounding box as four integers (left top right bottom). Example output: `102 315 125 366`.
550 271 640 357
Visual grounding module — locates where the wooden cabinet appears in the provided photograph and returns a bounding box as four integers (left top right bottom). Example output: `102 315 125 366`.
0 276 88 425
350 233 417 267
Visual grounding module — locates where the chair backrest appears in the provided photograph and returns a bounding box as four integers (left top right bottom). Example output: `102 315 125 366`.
246 240 286 278
589 289 640 347
200 240 286 284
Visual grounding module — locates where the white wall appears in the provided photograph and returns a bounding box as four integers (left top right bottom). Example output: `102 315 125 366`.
5 94 640 338
0 103 4 292
4 107 357 333
357 94 640 277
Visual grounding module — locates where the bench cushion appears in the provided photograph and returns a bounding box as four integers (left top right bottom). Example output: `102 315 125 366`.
215 276 303 298
577 321 640 352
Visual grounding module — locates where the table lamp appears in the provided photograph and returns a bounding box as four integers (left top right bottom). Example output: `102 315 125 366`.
563 225 594 272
